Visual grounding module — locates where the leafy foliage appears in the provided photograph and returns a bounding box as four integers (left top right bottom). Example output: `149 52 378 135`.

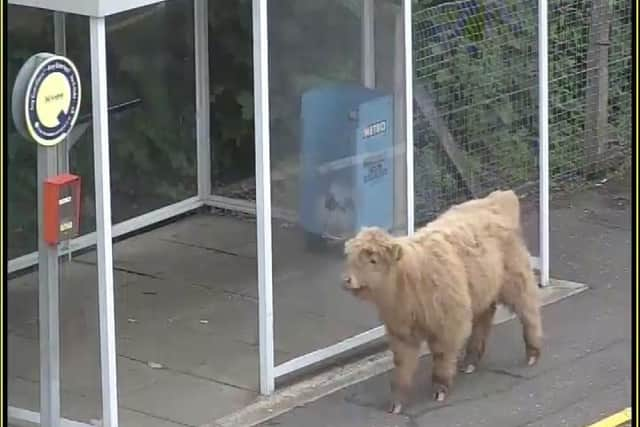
413 0 631 222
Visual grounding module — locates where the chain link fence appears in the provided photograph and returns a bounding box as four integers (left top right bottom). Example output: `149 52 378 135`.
412 0 632 225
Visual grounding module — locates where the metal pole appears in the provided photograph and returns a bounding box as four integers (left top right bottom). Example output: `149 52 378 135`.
90 17 119 426
252 0 275 395
538 0 550 287
361 0 375 88
54 12 73 262
194 0 211 200
393 9 405 233
404 0 414 235
37 146 60 427
54 12 69 174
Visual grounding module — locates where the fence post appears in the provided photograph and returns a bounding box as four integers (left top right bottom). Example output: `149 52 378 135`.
584 0 610 176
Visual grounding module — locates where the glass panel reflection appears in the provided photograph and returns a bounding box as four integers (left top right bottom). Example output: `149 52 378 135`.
268 0 409 363
8 8 103 425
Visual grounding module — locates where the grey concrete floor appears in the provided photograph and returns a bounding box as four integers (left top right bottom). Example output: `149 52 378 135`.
7 175 630 427
7 211 383 426
257 177 632 427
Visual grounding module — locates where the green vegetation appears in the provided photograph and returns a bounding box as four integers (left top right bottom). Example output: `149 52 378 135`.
413 0 631 219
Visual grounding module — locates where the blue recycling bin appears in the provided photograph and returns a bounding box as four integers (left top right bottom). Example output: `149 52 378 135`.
299 83 394 247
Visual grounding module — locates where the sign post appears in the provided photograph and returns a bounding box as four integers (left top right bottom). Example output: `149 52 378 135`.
11 52 82 427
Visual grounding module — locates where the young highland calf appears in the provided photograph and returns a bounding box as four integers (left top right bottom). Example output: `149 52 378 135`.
342 190 542 414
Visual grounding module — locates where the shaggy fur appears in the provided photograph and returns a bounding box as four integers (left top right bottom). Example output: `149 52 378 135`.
343 190 542 413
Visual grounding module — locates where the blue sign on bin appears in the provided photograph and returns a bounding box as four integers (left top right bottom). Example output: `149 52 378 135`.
299 84 394 246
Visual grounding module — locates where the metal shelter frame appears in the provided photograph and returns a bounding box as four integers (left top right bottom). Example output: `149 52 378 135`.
7 0 550 425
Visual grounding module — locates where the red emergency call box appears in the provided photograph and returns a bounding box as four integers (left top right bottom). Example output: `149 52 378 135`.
43 173 81 246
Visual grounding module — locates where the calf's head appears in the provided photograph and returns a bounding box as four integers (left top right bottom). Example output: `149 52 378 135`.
342 227 403 300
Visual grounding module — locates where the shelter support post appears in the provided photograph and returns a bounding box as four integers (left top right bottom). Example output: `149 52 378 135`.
252 0 275 395
538 0 550 287
90 16 119 426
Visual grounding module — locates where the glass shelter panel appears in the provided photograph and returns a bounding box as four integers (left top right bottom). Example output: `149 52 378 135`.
412 0 541 260
60 15 103 424
58 203 103 424
8 0 198 271
101 3 258 425
7 4 49 416
208 0 256 198
268 0 409 364
7 5 52 259
8 8 103 425
105 1 197 225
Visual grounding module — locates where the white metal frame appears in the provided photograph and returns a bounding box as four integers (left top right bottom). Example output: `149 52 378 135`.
252 0 275 395
195 0 211 200
90 16 119 427
538 0 550 287
361 0 375 88
8 406 94 427
37 119 61 427
254 0 420 391
404 0 415 236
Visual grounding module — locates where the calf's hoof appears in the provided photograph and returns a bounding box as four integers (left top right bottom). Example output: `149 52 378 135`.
388 401 403 414
432 384 449 402
462 363 476 374
526 347 541 366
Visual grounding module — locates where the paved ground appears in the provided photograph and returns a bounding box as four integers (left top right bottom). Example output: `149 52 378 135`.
7 173 630 427
257 176 632 427
8 198 384 425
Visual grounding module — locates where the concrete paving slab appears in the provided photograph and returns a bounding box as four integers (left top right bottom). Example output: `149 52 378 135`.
78 234 258 296
7 263 105 400
8 212 390 425
115 356 170 396
8 334 39 384
170 275 377 362
523 380 631 427
118 326 263 391
7 261 104 342
7 276 41 342
8 376 101 424
118 407 188 427
258 392 410 427
7 255 263 425
8 376 40 415
161 292 259 346
549 220 631 291
152 213 257 253
271 259 381 330
113 276 225 328
344 368 521 416
273 308 378 362
413 341 629 426
120 368 256 426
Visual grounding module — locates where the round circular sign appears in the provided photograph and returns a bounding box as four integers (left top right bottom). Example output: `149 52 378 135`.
11 53 82 147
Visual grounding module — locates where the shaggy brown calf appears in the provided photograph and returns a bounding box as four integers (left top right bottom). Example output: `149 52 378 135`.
342 190 542 414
